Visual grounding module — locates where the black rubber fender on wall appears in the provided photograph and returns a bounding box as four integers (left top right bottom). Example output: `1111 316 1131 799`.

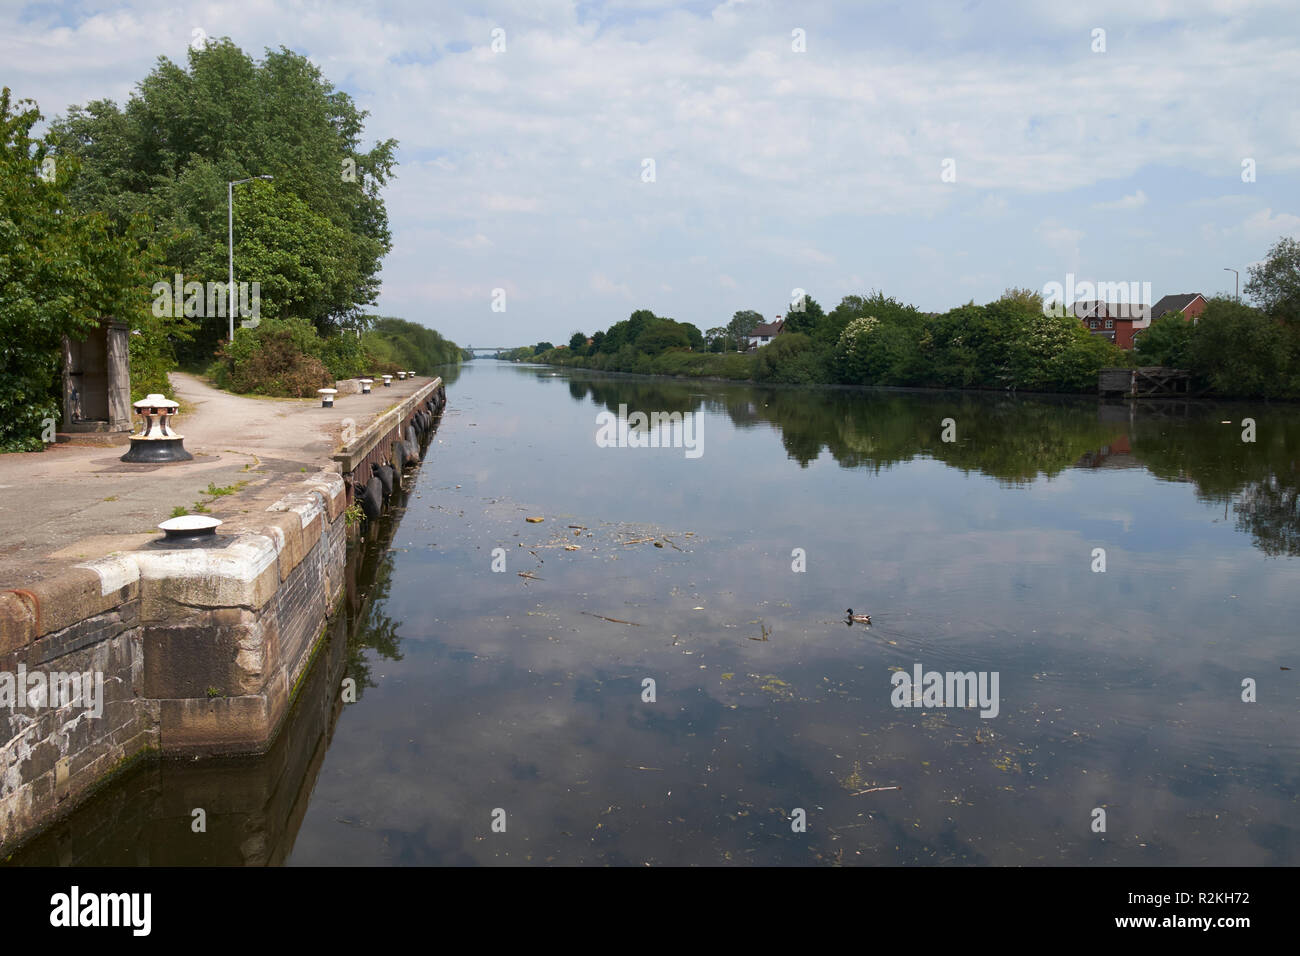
373 461 394 497
361 476 383 520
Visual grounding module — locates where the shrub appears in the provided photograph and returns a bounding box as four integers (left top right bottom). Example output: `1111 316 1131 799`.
1010 308 1119 392
717 353 757 380
364 317 463 372
834 316 883 384
1184 297 1296 398
320 331 368 379
1133 311 1193 367
754 333 827 384
212 316 333 396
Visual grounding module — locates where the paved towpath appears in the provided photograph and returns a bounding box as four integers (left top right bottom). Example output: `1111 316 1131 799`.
0 372 432 585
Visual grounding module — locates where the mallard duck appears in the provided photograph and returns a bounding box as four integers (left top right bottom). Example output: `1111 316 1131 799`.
846 608 871 625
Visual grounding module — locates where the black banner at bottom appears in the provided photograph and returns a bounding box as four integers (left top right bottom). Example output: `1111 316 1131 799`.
0 865 1277 942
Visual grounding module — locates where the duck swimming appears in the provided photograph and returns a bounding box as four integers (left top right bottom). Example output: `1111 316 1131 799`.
845 608 871 625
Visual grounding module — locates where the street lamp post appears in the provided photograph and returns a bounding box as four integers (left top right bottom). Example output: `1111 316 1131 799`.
1224 267 1239 302
228 175 274 342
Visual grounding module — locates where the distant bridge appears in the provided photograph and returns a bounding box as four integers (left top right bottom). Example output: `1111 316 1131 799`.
465 346 529 353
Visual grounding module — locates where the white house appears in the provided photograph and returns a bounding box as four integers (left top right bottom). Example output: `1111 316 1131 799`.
747 318 785 349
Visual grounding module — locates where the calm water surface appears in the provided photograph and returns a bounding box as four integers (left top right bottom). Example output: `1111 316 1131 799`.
12 361 1299 865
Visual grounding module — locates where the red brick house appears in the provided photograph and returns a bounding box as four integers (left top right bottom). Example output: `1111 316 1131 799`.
1073 300 1149 350
1075 292 1206 350
1130 293 1207 349
1149 293 1207 323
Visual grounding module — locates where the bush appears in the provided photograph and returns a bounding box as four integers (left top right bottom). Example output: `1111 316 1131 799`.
754 333 827 384
1133 311 1193 367
129 315 187 400
320 331 368 379
1040 321 1121 392
1010 307 1119 392
211 316 333 396
365 317 464 372
717 353 756 379
834 316 883 384
1184 297 1297 398
209 314 462 395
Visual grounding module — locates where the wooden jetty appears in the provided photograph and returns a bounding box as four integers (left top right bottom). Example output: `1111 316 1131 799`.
1098 366 1193 398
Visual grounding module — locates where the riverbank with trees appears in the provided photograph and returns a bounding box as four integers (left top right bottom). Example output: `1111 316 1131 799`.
522 290 1124 394
521 238 1300 400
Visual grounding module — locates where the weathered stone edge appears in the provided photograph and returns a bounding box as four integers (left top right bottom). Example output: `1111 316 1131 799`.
0 471 346 652
332 377 439 474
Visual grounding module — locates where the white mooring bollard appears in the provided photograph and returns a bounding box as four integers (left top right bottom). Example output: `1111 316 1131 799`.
120 393 193 463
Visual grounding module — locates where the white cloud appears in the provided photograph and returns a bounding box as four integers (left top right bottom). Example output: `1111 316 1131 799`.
1093 189 1148 210
1234 208 1300 241
590 272 633 298
483 194 541 213
1036 222 1085 261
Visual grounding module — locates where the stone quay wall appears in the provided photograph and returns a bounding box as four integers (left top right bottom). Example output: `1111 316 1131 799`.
1 376 443 856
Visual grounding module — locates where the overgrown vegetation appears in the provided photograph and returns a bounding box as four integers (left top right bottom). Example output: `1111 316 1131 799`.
362 318 464 374
207 315 462 397
209 316 334 396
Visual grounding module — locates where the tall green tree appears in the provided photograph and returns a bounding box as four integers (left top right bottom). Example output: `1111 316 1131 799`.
634 317 691 355
1244 236 1300 324
826 291 925 351
726 310 762 350
999 286 1045 314
227 179 368 325
1 90 156 451
1184 296 1298 397
782 294 825 336
50 39 397 357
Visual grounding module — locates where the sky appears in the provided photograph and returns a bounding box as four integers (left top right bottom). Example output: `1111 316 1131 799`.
3 0 1298 348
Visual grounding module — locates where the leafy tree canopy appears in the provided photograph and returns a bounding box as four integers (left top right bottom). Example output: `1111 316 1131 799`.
782 294 825 336
49 39 397 355
726 310 763 342
1244 236 1300 324
1 89 159 450
1133 311 1192 367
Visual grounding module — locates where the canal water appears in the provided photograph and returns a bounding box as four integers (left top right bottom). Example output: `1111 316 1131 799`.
10 361 1299 865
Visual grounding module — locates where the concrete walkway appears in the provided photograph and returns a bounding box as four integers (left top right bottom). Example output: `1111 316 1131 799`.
0 372 434 585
